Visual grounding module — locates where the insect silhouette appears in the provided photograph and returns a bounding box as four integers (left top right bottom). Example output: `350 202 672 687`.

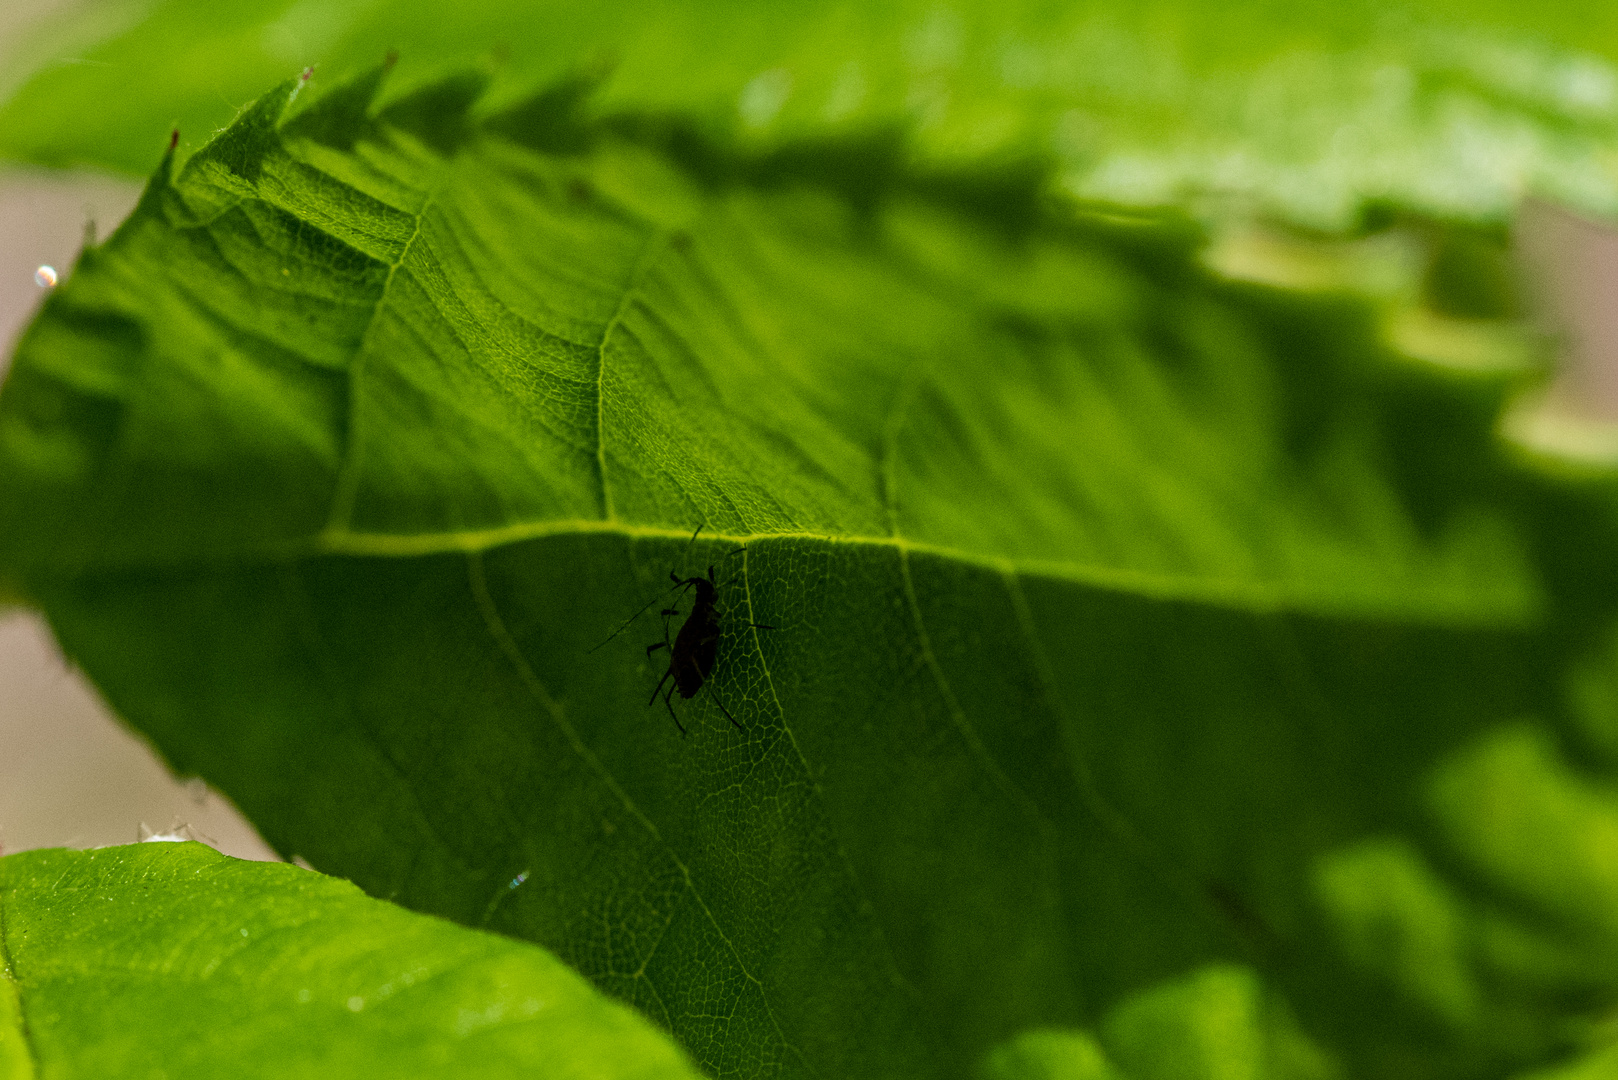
590 527 774 734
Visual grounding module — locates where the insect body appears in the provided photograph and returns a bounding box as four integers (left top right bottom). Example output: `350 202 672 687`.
647 564 731 733
591 528 773 735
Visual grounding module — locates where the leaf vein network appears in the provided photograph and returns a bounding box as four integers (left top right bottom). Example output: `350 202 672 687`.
882 344 1131 831
628 907 682 1026
279 565 525 884
998 567 1172 867
896 547 1052 829
464 552 814 1077
737 546 918 1000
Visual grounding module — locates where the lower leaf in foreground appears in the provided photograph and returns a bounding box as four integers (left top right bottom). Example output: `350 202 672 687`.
0 842 701 1079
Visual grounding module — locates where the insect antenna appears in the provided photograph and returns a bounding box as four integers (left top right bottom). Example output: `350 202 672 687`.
586 524 711 654
588 580 692 653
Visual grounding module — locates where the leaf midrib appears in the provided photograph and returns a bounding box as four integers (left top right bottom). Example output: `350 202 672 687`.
305 521 1535 628
22 517 1535 629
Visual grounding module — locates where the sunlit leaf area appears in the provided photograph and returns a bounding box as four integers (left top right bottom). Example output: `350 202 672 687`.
5 2 1618 1077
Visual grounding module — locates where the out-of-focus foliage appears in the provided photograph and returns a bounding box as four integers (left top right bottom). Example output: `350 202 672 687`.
8 0 1618 227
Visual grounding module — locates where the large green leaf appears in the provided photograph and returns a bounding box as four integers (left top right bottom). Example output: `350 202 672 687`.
7 0 1618 228
0 842 701 1078
6 66 1618 1079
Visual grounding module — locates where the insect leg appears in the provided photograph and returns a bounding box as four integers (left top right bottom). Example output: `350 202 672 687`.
648 665 674 707
589 578 695 653
663 683 687 735
646 641 667 658
706 684 744 731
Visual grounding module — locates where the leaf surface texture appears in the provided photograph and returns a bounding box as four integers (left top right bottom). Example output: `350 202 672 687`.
0 843 700 1079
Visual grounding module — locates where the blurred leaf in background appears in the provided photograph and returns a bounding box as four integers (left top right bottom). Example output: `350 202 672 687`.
8 0 1618 226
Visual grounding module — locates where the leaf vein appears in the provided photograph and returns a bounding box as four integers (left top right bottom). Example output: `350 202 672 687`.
738 547 919 1003
465 551 813 1076
324 178 441 535
279 565 525 891
999 567 1162 856
896 546 1052 828
596 229 673 522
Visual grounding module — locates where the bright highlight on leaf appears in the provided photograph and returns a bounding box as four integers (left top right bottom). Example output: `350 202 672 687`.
5 9 1618 1080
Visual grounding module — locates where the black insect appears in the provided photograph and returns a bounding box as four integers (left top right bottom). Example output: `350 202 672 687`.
591 527 773 734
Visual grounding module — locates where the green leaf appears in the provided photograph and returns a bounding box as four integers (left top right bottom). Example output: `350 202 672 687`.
981 1030 1124 1080
6 67 1618 1080
0 842 701 1078
8 0 1618 228
980 968 1340 1080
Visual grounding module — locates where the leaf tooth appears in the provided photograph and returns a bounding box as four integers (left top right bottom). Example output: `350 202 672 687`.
281 56 398 152
93 124 183 259
184 77 300 185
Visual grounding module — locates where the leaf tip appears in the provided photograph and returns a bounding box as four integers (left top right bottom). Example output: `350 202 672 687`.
111 124 181 235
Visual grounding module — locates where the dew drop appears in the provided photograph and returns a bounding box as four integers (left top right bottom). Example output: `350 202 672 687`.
34 265 57 288
347 996 365 1012
509 870 530 890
